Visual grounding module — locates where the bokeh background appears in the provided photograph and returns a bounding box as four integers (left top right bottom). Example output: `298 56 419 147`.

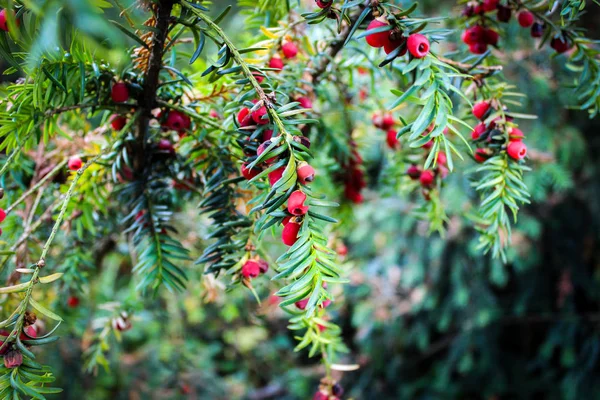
2 0 600 399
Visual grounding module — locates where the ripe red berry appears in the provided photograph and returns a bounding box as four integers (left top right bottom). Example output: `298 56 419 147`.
462 26 485 45
20 326 37 341
295 298 309 310
110 114 127 131
365 19 391 48
407 165 421 180
68 156 83 171
0 208 5 223
252 106 269 125
0 9 9 32
268 166 285 186
497 5 512 22
237 107 253 127
269 57 284 70
313 390 328 400
471 123 487 140
407 34 430 58
257 140 277 164
469 42 488 54
472 101 491 120
344 185 363 204
253 72 264 83
419 170 435 187
550 36 571 53
509 127 524 141
262 129 274 142
507 141 527 160
282 221 301 246
386 129 399 149
482 0 499 12
288 190 309 216
315 0 332 8
241 260 261 279
372 112 394 130
111 82 129 103
437 152 447 166
157 139 174 153
241 163 260 180
165 110 191 132
384 35 407 55
297 96 313 110
282 42 298 59
531 22 544 38
67 296 80 308
297 163 316 184
484 28 499 46
517 11 534 28
474 148 488 163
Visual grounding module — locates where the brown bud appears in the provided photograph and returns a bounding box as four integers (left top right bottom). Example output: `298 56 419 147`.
4 350 23 368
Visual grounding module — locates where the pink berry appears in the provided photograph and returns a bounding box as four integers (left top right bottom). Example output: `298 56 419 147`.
269 57 284 70
419 170 435 187
68 156 83 171
471 123 487 140
509 127 524 141
0 9 9 32
287 191 309 216
472 101 491 120
241 260 261 279
297 163 316 184
0 208 5 223
386 129 399 149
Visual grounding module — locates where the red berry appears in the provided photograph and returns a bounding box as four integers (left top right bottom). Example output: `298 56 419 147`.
531 22 544 38
462 26 485 45
437 152 447 166
484 28 499 46
344 185 363 204
469 42 488 54
252 106 269 125
472 101 491 120
497 5 512 22
517 11 534 28
237 107 253 127
509 127 524 141
111 82 129 103
407 165 421 180
419 170 435 187
20 326 37 341
110 115 127 131
241 163 260 180
315 0 332 8
471 123 487 140
67 296 80 308
295 298 309 310
507 141 527 160
241 260 261 279
262 129 274 141
282 42 298 59
297 96 313 110
313 391 328 400
0 9 9 32
269 57 284 70
482 0 499 12
550 36 571 53
0 330 10 355
384 35 407 55
257 141 277 164
372 112 394 130
288 190 309 216
386 129 399 149
474 148 488 163
297 163 316 184
68 156 83 171
407 34 430 58
209 110 220 119
157 139 174 153
253 72 264 83
282 221 301 246
268 167 285 186
365 19 391 48
165 110 191 132
0 208 5 223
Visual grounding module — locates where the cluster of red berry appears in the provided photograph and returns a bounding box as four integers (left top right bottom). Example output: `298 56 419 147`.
372 111 400 150
469 100 528 163
461 0 572 53
365 18 430 59
405 128 449 200
266 40 299 74
240 258 269 280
